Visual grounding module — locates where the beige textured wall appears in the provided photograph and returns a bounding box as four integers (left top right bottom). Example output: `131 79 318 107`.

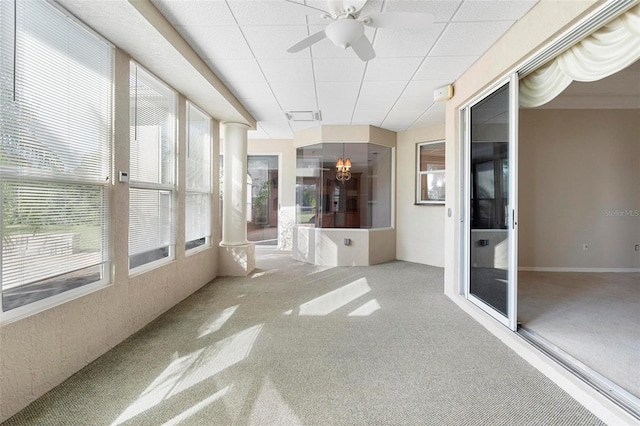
0 48 220 422
519 109 640 270
396 125 446 267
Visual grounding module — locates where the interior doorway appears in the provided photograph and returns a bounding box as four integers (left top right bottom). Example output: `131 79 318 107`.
517 60 640 405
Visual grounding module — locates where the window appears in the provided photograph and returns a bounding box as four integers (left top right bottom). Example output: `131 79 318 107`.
185 103 212 252
416 141 446 204
0 1 112 315
295 143 392 228
129 63 176 270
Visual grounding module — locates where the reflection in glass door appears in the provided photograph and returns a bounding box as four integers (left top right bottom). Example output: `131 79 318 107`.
247 156 278 246
463 78 518 330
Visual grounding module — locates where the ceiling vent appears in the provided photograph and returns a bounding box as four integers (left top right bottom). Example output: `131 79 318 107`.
285 110 322 122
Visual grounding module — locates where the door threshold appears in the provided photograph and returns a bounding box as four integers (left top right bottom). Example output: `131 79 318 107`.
518 325 640 420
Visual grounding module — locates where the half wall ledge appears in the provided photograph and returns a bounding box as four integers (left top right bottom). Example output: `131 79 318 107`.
292 227 396 267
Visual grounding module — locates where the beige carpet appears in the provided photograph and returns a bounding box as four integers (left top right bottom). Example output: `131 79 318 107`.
4 254 603 425
518 271 640 399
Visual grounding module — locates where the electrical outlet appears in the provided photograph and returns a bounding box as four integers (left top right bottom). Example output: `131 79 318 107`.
582 244 589 251
635 244 639 251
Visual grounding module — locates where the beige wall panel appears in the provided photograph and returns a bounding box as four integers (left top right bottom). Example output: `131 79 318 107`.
396 124 446 266
519 108 640 269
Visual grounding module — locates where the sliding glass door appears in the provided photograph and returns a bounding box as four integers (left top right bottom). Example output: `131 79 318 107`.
462 76 519 330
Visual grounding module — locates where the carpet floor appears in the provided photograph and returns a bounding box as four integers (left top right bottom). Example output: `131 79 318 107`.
3 253 603 425
518 271 640 399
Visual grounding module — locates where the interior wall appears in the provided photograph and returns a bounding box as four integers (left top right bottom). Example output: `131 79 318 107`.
0 48 221 423
247 139 296 251
519 108 640 270
396 125 446 267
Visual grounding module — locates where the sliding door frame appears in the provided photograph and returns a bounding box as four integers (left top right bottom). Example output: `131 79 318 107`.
460 74 519 331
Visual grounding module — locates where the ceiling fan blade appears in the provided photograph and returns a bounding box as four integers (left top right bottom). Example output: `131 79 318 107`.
287 30 327 53
282 0 329 16
362 12 434 29
350 34 375 61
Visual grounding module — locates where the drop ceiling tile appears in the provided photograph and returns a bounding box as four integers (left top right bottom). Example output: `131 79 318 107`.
355 96 397 111
383 0 462 22
359 81 407 100
259 121 294 139
243 26 311 59
316 81 360 111
241 96 281 114
227 1 309 25
430 21 515 57
278 97 318 112
152 0 236 26
314 59 366 82
412 103 446 127
258 59 314 83
364 57 423 81
320 108 355 124
269 81 316 101
414 56 477 80
384 108 423 125
393 97 434 112
206 59 265 82
355 81 406 110
248 124 272 140
351 109 388 126
428 101 446 113
290 121 320 132
453 1 538 22
229 80 274 100
403 79 452 98
372 24 445 58
247 110 286 123
380 121 411 132
176 25 253 59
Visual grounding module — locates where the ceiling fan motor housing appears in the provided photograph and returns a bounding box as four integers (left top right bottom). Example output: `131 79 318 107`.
325 18 364 49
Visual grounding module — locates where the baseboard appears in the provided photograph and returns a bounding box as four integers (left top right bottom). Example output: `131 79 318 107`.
519 267 640 273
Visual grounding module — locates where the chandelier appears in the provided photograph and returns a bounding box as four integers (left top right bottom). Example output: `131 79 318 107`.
336 157 352 182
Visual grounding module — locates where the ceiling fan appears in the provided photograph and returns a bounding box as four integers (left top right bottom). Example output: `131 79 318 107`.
284 0 434 61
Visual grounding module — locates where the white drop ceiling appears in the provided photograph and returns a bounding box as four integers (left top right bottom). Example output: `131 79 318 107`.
149 0 539 138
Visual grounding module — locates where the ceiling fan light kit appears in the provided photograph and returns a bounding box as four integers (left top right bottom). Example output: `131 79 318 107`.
284 0 434 62
325 19 364 49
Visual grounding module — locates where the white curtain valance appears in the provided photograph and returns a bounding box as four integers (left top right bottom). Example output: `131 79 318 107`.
519 4 640 108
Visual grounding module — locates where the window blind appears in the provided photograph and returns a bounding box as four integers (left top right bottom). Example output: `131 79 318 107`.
129 63 176 269
0 0 112 312
185 103 212 249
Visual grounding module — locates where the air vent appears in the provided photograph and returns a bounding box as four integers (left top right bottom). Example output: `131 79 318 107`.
285 110 322 122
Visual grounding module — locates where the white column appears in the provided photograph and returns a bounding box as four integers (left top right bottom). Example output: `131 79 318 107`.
221 122 250 245
219 122 255 276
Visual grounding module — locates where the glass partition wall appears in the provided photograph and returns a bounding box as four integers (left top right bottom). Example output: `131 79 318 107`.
296 143 392 229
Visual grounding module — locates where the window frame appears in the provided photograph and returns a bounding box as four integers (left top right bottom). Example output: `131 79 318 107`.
0 0 114 323
128 61 177 274
416 140 446 205
185 101 213 254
